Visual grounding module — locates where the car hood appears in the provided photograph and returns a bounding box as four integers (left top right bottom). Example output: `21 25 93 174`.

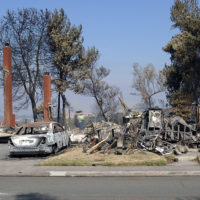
10 135 46 147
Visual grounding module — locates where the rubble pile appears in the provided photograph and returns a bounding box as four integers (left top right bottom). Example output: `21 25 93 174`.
0 126 15 135
69 122 121 144
71 108 200 156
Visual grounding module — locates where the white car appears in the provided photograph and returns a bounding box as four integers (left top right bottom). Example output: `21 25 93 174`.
8 121 70 156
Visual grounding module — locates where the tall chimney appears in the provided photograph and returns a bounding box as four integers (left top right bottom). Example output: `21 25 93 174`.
3 44 15 128
43 73 52 122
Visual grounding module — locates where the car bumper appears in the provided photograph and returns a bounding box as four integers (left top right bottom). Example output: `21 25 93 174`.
9 145 52 155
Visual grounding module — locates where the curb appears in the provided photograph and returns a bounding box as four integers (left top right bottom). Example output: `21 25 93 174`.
1 170 200 177
48 170 200 177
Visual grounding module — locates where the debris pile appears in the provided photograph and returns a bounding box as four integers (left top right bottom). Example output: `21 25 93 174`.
70 108 200 156
70 121 121 144
0 126 15 134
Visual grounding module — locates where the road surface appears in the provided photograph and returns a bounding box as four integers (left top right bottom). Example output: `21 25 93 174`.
0 144 9 160
0 176 200 200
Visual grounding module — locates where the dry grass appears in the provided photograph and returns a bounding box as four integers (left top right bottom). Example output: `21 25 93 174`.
197 155 200 164
164 154 175 164
38 146 167 166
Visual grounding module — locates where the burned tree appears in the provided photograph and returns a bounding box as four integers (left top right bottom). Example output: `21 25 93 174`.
0 8 50 121
82 48 120 121
132 63 165 109
47 9 93 125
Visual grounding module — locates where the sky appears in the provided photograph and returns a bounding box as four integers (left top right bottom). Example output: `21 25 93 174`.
0 0 178 117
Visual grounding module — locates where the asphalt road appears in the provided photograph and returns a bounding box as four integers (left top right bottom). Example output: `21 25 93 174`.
0 144 9 160
0 176 200 200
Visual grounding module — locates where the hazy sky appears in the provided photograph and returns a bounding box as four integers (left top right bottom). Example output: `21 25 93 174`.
0 0 178 117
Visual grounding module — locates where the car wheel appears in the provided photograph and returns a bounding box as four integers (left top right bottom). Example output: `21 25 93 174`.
52 144 59 154
68 137 71 147
9 154 14 158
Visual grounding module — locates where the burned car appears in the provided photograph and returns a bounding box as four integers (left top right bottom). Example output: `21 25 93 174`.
8 121 70 156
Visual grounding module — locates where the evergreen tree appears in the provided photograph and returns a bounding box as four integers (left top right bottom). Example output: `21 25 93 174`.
163 0 200 118
47 9 93 125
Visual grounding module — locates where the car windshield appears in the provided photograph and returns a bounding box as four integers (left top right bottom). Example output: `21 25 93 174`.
16 125 49 135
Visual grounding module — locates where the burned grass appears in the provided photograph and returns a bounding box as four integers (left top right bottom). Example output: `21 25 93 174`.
38 146 167 166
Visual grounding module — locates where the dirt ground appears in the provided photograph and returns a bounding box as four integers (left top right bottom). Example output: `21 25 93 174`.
39 146 168 166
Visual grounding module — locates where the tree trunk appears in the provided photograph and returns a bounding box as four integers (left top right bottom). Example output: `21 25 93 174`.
68 106 71 130
30 95 38 122
100 108 108 122
57 71 63 123
61 92 66 127
94 96 108 121
57 92 61 123
148 96 152 108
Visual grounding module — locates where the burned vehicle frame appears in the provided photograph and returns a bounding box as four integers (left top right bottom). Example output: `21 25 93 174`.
8 121 70 156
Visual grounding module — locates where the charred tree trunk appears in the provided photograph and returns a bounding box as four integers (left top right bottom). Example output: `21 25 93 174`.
61 92 66 127
30 95 38 122
57 71 64 123
148 96 152 109
57 92 61 123
94 96 108 122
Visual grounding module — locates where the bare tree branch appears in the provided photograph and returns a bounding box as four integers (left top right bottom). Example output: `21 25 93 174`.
0 8 50 120
132 63 166 109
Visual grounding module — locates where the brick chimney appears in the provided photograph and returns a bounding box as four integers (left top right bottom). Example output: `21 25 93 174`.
3 44 15 128
43 73 52 122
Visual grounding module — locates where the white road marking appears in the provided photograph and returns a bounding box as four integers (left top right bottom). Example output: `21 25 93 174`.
0 192 8 195
0 192 9 196
49 171 67 176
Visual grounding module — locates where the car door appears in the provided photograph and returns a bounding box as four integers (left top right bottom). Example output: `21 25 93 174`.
56 123 69 147
53 124 63 149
